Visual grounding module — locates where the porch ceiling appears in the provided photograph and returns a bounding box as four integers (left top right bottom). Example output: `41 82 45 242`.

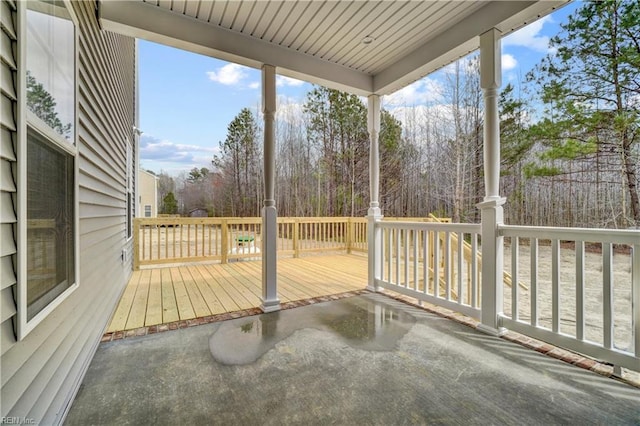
99 0 568 96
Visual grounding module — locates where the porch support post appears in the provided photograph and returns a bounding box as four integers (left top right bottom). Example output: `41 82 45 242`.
367 94 383 292
261 64 280 313
477 28 506 336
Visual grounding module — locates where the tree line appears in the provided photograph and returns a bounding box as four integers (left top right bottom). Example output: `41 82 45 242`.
155 1 638 229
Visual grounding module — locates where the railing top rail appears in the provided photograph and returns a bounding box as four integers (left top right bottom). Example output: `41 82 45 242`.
135 216 368 224
376 220 481 233
499 224 640 245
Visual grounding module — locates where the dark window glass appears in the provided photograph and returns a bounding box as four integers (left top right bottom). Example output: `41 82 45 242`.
27 129 75 320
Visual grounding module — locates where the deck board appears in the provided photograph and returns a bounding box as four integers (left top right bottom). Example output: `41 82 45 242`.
178 266 211 318
107 254 367 332
188 265 229 314
206 263 256 309
145 269 163 326
126 269 151 330
170 267 196 320
107 271 141 333
160 268 179 323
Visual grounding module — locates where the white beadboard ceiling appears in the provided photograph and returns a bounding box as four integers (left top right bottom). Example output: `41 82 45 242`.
100 0 568 95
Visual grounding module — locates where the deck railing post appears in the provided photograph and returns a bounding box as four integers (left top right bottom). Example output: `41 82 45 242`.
133 218 140 271
367 95 383 292
347 218 353 254
221 219 228 264
293 218 299 258
478 28 506 336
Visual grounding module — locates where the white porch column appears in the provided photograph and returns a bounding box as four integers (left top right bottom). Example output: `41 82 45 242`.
477 28 506 335
367 95 383 292
261 64 280 313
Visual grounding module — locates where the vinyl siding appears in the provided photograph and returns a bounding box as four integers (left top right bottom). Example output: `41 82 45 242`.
0 0 17 358
138 169 157 217
0 1 136 424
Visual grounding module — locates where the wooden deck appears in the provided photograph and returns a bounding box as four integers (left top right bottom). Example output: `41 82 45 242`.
107 254 367 333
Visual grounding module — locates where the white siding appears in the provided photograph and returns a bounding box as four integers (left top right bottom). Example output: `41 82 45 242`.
0 0 17 358
138 169 158 218
0 1 136 424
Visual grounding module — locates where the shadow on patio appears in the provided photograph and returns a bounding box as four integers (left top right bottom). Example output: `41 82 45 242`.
68 293 640 425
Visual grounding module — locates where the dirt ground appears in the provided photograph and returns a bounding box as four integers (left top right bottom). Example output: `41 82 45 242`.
503 244 633 349
503 244 640 383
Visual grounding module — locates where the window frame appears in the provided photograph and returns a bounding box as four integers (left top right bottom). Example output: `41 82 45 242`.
17 0 80 340
126 138 133 240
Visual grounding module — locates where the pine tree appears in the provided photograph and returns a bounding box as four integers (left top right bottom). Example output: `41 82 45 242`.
527 0 640 226
161 192 178 215
213 108 261 216
26 71 72 137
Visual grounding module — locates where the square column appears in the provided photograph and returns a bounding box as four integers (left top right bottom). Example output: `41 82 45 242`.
477 28 506 336
261 64 280 313
367 95 383 292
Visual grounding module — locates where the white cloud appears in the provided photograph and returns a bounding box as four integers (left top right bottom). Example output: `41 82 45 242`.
275 95 305 124
383 77 444 107
206 63 250 85
206 67 306 90
502 54 518 71
276 75 305 87
503 15 554 53
140 134 218 166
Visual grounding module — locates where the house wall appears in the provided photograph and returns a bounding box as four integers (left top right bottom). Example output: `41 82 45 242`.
0 1 136 424
138 168 157 218
1 0 19 365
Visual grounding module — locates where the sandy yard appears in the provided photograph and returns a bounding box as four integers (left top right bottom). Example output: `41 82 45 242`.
503 243 633 352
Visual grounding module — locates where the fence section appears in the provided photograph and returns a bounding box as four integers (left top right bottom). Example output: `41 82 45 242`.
499 225 639 371
134 217 368 269
374 220 482 319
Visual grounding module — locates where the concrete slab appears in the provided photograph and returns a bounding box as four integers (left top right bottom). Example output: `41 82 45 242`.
66 294 640 425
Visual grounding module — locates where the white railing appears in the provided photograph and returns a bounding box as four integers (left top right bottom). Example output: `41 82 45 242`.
374 221 482 320
499 225 639 371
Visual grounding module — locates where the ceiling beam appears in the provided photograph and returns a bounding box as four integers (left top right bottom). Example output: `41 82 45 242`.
99 0 374 95
373 1 567 94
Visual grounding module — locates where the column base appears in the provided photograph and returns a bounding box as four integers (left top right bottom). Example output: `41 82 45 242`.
367 210 383 293
477 323 507 337
260 298 281 313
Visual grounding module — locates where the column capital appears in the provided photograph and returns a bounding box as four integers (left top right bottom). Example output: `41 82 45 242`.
367 95 381 133
262 64 276 114
480 28 502 90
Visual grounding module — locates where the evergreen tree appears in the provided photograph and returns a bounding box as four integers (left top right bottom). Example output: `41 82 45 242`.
161 192 178 215
526 0 640 226
500 83 534 224
304 87 369 216
26 71 72 137
212 108 261 216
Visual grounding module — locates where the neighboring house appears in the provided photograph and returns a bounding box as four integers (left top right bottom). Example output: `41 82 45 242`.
1 1 136 424
138 169 158 218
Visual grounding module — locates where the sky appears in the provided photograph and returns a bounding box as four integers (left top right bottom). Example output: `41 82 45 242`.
138 2 579 176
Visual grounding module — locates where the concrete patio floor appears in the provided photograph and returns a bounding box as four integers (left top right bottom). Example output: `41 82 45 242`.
66 293 640 425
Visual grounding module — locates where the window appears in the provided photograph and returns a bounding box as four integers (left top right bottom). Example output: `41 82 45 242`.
20 0 77 336
144 205 152 217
